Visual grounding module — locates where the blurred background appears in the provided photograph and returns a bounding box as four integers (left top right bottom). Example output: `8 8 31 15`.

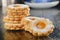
1 0 60 9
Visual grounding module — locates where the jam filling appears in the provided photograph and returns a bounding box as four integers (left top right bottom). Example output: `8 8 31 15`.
36 21 46 29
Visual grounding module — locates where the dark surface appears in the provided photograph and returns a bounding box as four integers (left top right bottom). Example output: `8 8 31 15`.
15 0 24 4
0 7 60 40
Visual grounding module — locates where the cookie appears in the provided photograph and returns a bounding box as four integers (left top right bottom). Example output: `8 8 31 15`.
3 16 23 23
7 4 30 16
3 21 22 24
3 16 23 21
22 17 54 36
4 23 24 30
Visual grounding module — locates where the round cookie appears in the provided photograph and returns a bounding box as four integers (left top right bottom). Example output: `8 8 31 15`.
4 23 24 30
3 16 24 23
7 4 30 16
22 17 54 36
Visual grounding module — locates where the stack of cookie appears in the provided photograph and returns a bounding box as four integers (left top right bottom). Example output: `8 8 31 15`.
3 4 30 30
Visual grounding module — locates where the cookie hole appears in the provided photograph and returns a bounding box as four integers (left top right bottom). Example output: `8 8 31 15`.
13 4 20 7
29 18 36 20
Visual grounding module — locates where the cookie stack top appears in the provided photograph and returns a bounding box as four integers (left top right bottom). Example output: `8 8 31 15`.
7 4 30 17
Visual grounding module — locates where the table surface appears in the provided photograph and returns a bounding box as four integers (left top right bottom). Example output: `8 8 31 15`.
0 8 60 40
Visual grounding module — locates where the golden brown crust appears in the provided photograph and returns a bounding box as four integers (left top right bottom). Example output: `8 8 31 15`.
3 4 30 30
7 4 30 16
3 16 23 21
7 11 30 17
24 25 54 36
3 21 21 24
4 23 25 30
22 17 55 36
3 16 24 23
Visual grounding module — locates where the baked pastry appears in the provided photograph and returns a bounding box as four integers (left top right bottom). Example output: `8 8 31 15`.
7 4 30 16
3 16 23 21
22 17 54 36
3 16 23 23
4 23 24 30
3 4 30 30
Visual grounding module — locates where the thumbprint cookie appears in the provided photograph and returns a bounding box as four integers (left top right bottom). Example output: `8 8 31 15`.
22 17 54 36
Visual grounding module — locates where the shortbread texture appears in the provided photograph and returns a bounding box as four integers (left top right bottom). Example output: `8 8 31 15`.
7 4 30 17
3 4 30 30
22 17 54 36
